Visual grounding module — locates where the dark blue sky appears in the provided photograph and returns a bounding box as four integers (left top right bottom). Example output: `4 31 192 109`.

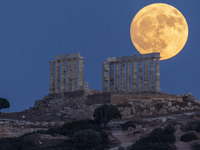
0 0 199 112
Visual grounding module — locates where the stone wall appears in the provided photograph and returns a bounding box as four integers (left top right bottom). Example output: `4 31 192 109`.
110 93 183 105
86 92 111 105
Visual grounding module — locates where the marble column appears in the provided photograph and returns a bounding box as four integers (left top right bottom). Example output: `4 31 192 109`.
155 57 161 92
71 58 77 91
66 59 72 91
121 61 126 92
144 58 149 92
49 61 55 94
126 61 131 92
138 59 143 92
110 63 114 91
61 59 66 93
132 60 137 92
102 62 109 92
78 57 84 90
55 60 60 93
115 62 120 91
150 57 155 92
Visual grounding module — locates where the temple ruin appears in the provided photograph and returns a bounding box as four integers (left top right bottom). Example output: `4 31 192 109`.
49 53 88 94
102 53 161 93
34 52 184 108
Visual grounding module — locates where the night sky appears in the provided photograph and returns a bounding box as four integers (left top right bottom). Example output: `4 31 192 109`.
0 0 199 112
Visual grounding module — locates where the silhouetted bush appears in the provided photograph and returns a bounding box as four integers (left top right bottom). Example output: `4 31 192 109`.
192 144 200 150
72 129 101 149
93 104 122 127
121 121 136 130
180 132 198 142
130 125 176 150
149 128 175 144
164 124 176 135
46 119 100 137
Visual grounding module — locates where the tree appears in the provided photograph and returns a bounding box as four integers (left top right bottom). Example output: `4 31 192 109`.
0 98 10 112
93 104 122 127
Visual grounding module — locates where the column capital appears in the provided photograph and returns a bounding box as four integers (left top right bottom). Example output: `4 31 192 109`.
78 57 84 60
49 61 55 63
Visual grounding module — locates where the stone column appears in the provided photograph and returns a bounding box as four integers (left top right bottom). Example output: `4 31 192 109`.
115 62 120 91
126 61 131 92
71 58 77 91
138 59 143 92
66 59 72 91
55 60 60 93
49 61 55 94
155 57 161 92
150 57 155 92
109 63 114 91
121 61 126 92
61 59 66 93
144 58 149 92
78 57 84 90
102 62 109 92
132 60 137 92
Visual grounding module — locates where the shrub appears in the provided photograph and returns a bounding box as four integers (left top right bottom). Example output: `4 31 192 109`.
46 119 100 137
164 124 176 135
192 144 200 150
130 143 173 150
72 129 102 149
180 132 198 142
121 121 136 130
149 128 176 144
93 104 122 127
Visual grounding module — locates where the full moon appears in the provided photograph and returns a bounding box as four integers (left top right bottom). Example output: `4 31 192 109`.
130 3 188 60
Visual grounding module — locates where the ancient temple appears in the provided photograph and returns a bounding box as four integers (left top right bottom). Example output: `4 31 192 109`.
102 53 161 93
49 53 88 94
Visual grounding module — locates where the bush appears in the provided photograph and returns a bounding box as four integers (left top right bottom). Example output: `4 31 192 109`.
192 144 200 150
130 126 177 150
72 129 102 149
164 124 176 135
180 132 198 142
93 104 122 127
121 121 136 130
46 119 100 137
131 143 174 150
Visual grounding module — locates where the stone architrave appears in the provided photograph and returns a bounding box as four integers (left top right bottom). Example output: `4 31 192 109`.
126 61 131 92
132 60 137 92
102 62 109 92
49 61 55 94
55 60 60 93
71 58 77 91
78 57 84 90
138 59 143 92
110 63 114 91
121 61 126 92
61 59 66 93
115 62 120 91
155 57 161 92
150 57 155 92
66 59 72 91
144 58 149 92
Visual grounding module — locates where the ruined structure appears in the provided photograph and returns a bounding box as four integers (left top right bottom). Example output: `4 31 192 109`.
39 52 185 107
49 53 88 94
102 53 161 93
